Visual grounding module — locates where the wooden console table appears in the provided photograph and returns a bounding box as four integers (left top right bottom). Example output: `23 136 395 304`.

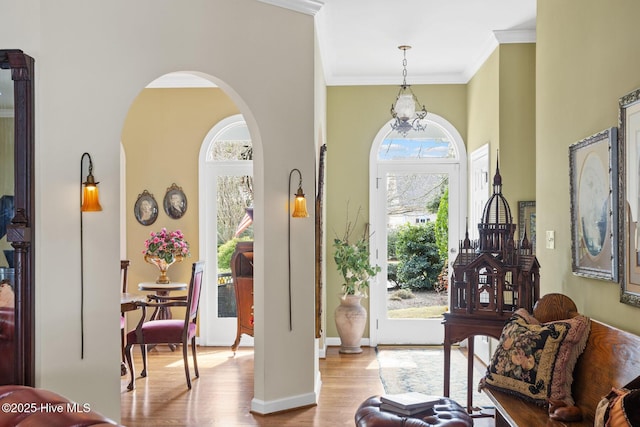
442 312 507 412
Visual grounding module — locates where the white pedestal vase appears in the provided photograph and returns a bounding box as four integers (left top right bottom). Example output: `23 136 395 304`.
334 294 367 354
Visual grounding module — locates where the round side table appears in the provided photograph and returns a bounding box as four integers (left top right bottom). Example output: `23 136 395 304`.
138 282 187 320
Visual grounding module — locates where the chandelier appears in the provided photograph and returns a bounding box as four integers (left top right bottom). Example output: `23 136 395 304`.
390 45 428 136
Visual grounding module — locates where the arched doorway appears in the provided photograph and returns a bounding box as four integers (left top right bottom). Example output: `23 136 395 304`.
369 114 467 345
120 71 262 362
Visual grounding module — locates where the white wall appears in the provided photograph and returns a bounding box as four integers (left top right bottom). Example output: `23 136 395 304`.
1 0 318 420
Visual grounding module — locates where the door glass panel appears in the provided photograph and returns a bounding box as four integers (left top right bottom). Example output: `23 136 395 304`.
379 128 456 161
216 175 253 319
207 123 251 161
0 67 15 384
386 172 448 319
201 115 253 346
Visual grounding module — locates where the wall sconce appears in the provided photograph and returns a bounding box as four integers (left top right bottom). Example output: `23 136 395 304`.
80 152 102 359
290 171 308 218
81 154 102 212
287 168 308 331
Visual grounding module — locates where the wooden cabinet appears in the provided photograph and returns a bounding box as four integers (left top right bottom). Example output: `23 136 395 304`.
230 241 253 352
0 50 35 386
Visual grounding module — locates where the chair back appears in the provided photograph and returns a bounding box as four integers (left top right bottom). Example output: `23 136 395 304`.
121 260 130 294
185 261 205 326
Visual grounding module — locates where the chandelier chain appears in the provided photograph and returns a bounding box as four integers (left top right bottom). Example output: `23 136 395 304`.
402 52 408 87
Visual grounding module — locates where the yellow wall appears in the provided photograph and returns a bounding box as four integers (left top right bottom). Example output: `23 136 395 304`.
122 88 239 320
467 44 536 227
537 0 640 334
499 44 536 210
467 50 500 159
326 84 467 338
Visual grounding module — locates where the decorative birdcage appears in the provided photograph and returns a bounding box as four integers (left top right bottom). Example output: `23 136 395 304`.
450 160 540 317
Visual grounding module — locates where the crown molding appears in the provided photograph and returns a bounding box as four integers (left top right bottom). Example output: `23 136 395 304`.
326 72 468 87
255 0 324 16
461 29 536 83
493 29 536 44
461 34 500 83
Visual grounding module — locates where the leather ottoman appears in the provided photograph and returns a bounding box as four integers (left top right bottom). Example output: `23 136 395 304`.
355 395 473 427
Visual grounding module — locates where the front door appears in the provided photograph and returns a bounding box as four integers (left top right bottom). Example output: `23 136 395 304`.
369 115 466 345
372 164 459 344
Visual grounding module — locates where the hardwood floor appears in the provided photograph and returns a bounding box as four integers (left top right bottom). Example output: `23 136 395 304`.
120 345 493 426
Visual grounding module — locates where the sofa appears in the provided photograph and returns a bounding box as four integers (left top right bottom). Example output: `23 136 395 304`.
482 293 640 426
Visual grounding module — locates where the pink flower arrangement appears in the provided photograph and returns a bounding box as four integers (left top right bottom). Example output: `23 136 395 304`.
143 228 190 263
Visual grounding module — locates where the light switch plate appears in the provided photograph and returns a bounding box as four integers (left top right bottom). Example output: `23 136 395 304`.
546 230 555 249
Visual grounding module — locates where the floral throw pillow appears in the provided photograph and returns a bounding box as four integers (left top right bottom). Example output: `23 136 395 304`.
479 309 590 406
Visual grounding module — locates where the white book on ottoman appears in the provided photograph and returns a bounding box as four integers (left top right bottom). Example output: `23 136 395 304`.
380 391 442 410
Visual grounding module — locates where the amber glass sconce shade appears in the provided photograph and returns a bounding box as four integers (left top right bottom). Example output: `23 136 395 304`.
81 153 102 212
292 187 308 218
290 168 308 218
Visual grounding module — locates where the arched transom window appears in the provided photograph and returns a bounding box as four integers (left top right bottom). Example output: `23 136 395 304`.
378 124 458 161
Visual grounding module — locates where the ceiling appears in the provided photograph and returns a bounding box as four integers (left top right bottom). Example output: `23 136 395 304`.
314 0 537 86
0 1 537 103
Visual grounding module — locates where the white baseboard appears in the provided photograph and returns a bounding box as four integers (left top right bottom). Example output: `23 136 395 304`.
318 341 327 358
251 390 318 414
316 370 322 397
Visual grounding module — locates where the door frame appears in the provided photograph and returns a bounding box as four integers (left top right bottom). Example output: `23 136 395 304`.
373 163 459 344
198 114 254 347
369 114 467 346
468 144 492 362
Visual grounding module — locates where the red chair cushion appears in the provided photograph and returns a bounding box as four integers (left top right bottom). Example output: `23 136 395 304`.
126 320 196 345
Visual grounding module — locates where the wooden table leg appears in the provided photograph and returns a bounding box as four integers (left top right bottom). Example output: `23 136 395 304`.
467 337 474 413
444 326 451 397
150 290 171 320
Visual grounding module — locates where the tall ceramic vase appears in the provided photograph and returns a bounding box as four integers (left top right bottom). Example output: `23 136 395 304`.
144 254 183 284
334 294 367 354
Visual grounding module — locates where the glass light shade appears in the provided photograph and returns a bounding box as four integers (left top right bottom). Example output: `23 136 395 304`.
394 93 416 121
292 187 308 218
81 184 102 211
